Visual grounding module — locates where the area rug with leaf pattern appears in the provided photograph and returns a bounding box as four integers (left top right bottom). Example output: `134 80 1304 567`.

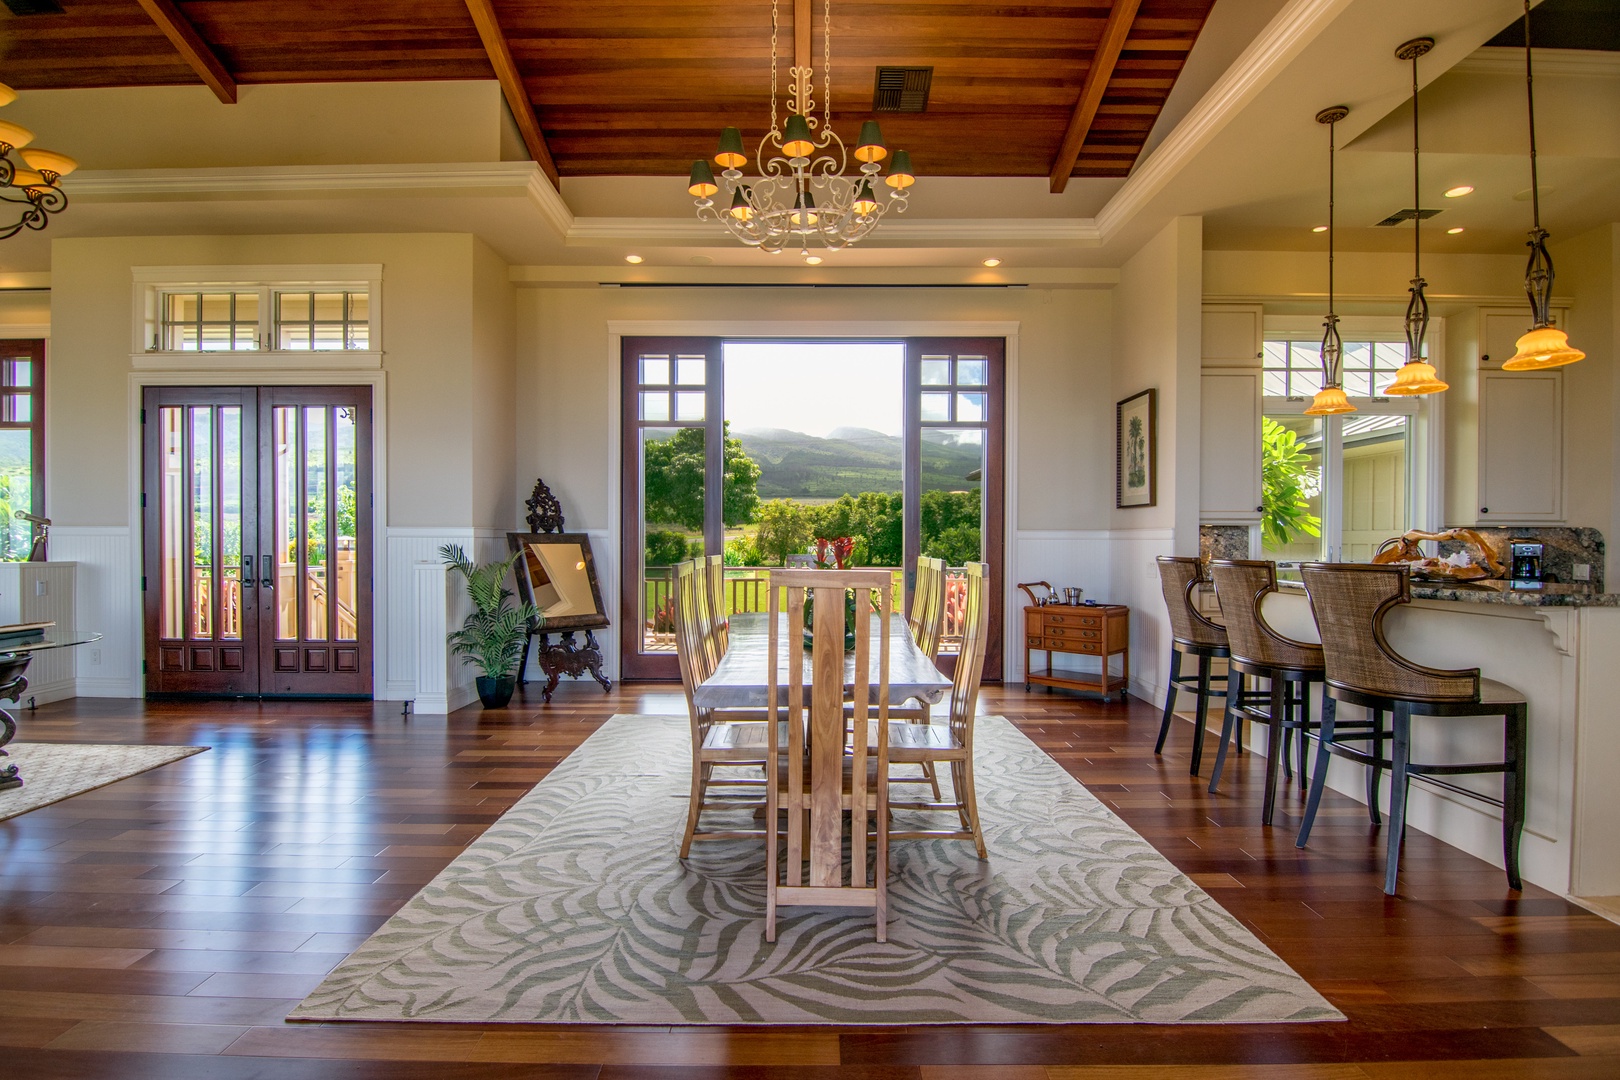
291 713 1342 1026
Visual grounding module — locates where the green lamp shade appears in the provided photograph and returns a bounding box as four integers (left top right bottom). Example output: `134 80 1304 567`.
885 149 915 189
854 120 888 163
781 115 815 158
728 185 755 222
688 159 718 198
714 127 747 169
790 190 818 227
853 178 879 215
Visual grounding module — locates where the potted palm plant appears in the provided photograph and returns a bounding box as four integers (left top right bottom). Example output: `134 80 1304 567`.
439 543 541 709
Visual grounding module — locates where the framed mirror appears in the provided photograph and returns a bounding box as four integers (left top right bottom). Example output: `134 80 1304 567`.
506 532 610 632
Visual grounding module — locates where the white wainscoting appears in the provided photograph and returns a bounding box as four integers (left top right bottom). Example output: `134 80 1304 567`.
1106 528 1177 706
1007 531 1112 683
391 527 512 712
0 561 78 704
50 527 138 699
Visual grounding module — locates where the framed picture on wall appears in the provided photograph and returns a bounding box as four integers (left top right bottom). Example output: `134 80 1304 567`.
1116 388 1157 509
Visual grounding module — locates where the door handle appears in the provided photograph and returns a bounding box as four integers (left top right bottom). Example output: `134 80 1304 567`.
242 554 255 588
262 554 274 589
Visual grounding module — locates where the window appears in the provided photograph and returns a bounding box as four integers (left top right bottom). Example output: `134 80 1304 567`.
0 340 44 561
1262 337 1421 564
136 265 380 360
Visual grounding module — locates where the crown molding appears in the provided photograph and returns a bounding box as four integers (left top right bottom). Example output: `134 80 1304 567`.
1453 46 1620 79
65 161 547 198
1096 0 1355 241
511 265 1119 287
565 216 1103 248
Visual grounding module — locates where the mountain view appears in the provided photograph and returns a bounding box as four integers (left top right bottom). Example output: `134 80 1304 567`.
735 426 983 501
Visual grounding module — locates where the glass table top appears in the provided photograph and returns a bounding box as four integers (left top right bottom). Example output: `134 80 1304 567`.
0 630 102 654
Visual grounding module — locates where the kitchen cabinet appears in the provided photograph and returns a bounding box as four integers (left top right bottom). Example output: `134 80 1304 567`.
1202 304 1264 367
1200 371 1263 523
1474 370 1562 523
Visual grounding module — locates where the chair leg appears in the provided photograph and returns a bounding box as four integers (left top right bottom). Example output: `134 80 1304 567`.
1296 682 1313 790
1296 695 1336 848
1262 675 1287 827
1190 654 1212 776
1384 707 1413 896
1503 706 1527 891
958 755 988 859
1156 649 1183 754
680 759 708 858
1208 670 1243 794
1367 709 1385 826
765 769 779 943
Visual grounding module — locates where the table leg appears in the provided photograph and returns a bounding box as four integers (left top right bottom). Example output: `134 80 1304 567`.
0 660 33 792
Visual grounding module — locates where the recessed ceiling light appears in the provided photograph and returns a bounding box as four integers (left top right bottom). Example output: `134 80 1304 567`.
1311 225 1328 233
689 255 714 266
1447 227 1465 234
1443 185 1474 198
804 256 823 265
982 258 1002 267
624 254 644 264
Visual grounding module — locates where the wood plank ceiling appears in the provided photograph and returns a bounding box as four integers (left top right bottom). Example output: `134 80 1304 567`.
0 0 1216 185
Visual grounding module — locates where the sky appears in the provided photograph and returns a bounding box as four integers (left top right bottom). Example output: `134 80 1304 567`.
723 342 903 437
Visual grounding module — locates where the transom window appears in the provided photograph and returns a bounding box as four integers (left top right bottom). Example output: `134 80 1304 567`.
161 291 262 351
277 291 369 351
138 266 380 358
1263 340 1408 398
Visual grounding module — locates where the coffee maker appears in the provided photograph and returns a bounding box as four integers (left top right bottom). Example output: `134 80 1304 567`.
1509 540 1544 588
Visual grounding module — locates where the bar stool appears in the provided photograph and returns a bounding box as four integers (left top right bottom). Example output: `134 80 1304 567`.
1155 556 1236 776
1206 559 1326 825
1296 562 1528 895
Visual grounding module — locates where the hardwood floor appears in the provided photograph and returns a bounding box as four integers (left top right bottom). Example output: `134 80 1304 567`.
1 683 1616 1078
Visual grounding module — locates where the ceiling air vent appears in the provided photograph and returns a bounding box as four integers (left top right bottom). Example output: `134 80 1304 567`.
873 66 933 112
1373 208 1443 227
2 0 66 14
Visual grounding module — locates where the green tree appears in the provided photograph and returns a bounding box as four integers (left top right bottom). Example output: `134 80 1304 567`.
752 498 815 565
812 491 903 566
643 422 762 529
644 529 693 566
1261 417 1323 549
924 523 981 565
919 489 979 559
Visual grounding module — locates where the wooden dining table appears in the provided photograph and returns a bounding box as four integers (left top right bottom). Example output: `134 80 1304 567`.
691 611 952 711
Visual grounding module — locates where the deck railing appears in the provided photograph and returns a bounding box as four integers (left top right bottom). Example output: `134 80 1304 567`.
641 563 967 655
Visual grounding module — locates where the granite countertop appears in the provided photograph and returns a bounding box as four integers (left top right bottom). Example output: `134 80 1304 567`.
1276 577 1620 608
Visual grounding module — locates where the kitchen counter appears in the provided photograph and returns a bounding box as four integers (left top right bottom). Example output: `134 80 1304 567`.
1276 577 1620 607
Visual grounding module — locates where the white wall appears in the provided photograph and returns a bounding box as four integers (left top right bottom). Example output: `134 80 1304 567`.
1110 217 1204 706
1557 224 1619 585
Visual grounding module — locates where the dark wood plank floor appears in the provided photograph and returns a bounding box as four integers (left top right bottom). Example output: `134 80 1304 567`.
1 683 1616 1078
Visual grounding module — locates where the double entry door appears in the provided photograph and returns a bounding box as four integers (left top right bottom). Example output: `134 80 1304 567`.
142 386 373 696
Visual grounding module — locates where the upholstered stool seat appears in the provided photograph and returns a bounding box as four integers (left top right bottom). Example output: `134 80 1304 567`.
1295 562 1528 895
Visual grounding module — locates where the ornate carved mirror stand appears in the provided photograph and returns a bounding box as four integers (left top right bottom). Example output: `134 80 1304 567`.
510 479 613 703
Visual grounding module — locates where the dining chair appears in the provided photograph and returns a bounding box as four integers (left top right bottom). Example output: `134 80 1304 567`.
1296 562 1528 895
908 557 947 660
1155 556 1235 775
704 553 728 653
674 559 773 858
886 560 990 857
1206 559 1326 824
765 566 893 943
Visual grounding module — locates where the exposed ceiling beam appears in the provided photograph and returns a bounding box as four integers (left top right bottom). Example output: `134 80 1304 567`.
134 0 237 105
1048 0 1142 193
464 0 560 187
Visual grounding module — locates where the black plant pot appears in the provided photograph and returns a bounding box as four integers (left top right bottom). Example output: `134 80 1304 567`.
476 675 517 709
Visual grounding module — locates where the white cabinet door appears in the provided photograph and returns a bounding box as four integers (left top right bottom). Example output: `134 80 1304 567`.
1201 304 1263 367
1477 370 1562 523
1201 371 1262 522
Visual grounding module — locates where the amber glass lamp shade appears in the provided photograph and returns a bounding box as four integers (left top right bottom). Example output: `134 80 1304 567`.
854 121 887 163
728 186 754 221
7 168 45 189
714 127 747 170
688 160 718 199
1384 358 1449 396
19 148 76 179
1503 325 1585 370
0 118 35 153
0 82 16 108
781 115 815 159
1305 385 1355 415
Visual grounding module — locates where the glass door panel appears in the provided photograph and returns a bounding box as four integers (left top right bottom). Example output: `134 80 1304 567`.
143 388 257 695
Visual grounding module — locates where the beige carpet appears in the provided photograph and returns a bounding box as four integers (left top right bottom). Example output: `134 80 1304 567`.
294 714 1341 1026
0 742 208 820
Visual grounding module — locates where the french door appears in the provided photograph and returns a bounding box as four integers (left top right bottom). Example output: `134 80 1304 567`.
619 337 1003 681
142 386 373 696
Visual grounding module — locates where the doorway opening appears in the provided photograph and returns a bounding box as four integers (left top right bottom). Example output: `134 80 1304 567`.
141 385 374 697
620 337 1004 682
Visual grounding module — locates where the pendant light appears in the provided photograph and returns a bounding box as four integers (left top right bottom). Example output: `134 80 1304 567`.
1384 37 1449 397
1307 105 1355 416
1503 0 1584 370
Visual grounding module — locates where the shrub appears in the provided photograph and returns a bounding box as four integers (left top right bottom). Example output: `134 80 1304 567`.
645 529 694 566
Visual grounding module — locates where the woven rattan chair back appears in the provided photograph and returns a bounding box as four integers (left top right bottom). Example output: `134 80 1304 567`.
1156 556 1227 649
1299 562 1478 702
1209 560 1323 672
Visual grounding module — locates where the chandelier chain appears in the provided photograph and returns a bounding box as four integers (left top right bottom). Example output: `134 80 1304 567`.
1524 0 1541 230
769 0 780 136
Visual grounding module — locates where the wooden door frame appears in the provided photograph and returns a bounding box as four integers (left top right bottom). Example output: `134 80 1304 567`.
128 371 389 698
